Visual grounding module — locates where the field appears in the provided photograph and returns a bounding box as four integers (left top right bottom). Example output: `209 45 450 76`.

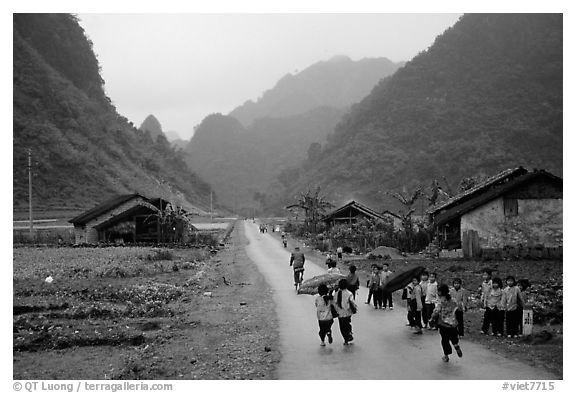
13 224 280 379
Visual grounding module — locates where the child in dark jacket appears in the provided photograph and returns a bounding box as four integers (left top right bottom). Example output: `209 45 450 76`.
408 276 423 334
365 264 378 304
346 265 360 300
369 265 383 309
431 284 463 362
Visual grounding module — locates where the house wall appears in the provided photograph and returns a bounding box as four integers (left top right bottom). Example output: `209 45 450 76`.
78 197 151 244
74 226 86 244
461 197 563 249
386 215 403 231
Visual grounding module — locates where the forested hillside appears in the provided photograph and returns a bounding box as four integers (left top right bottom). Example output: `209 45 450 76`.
186 56 402 212
270 14 562 213
13 14 213 213
185 107 344 212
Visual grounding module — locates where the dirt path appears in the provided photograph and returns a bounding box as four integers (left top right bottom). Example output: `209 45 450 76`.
244 221 557 380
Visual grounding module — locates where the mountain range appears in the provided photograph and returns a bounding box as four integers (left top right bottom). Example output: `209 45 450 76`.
267 13 562 214
185 56 404 213
13 13 213 214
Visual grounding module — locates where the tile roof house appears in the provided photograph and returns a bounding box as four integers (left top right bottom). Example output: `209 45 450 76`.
69 194 195 244
321 200 403 230
427 167 562 258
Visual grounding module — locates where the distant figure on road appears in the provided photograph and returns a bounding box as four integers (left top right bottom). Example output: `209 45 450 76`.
431 284 463 362
315 284 335 346
289 246 306 290
325 252 334 266
336 246 343 261
334 279 357 345
346 265 360 299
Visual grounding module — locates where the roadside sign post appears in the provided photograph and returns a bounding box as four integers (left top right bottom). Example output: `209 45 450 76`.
522 308 533 336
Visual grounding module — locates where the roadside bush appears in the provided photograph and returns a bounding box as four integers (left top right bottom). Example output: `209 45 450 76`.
147 249 174 261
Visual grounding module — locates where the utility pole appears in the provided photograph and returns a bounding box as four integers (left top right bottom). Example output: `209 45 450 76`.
28 148 33 235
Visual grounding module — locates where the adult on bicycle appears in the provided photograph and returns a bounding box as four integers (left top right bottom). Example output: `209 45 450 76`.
290 246 306 289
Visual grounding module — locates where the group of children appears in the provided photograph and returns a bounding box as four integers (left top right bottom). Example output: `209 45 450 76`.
315 279 358 346
404 271 445 334
479 270 525 338
403 269 527 362
403 271 464 361
366 263 394 309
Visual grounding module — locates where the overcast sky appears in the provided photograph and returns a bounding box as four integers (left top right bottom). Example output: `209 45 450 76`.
78 14 462 140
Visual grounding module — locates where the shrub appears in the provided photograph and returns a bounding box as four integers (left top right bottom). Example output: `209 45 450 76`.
147 249 174 261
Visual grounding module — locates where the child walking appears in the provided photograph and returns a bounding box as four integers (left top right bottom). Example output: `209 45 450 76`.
365 264 378 304
450 278 468 337
419 271 430 327
481 277 504 336
431 284 463 362
424 272 439 329
334 279 357 345
408 276 423 334
346 265 360 300
315 284 334 346
502 276 524 338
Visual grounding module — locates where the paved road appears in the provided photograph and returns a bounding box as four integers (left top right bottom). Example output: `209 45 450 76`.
243 221 556 380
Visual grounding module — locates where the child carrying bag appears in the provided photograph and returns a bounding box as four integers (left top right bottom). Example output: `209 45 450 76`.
349 298 358 314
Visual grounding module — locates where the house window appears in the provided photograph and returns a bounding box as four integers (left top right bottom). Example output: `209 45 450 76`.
504 198 518 217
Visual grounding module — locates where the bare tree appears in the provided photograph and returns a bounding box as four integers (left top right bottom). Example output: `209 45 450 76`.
387 187 424 250
286 187 334 234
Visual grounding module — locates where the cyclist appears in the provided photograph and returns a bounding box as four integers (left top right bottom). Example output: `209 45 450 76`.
290 246 306 289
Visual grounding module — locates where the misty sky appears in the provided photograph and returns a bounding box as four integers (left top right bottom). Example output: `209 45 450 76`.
78 14 462 141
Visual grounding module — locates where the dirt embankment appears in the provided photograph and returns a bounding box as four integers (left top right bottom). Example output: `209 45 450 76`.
13 222 280 380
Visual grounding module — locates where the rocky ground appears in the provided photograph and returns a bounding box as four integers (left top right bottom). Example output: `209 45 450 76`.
13 222 280 380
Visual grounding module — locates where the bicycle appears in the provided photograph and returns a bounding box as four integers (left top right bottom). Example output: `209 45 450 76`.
293 267 304 290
